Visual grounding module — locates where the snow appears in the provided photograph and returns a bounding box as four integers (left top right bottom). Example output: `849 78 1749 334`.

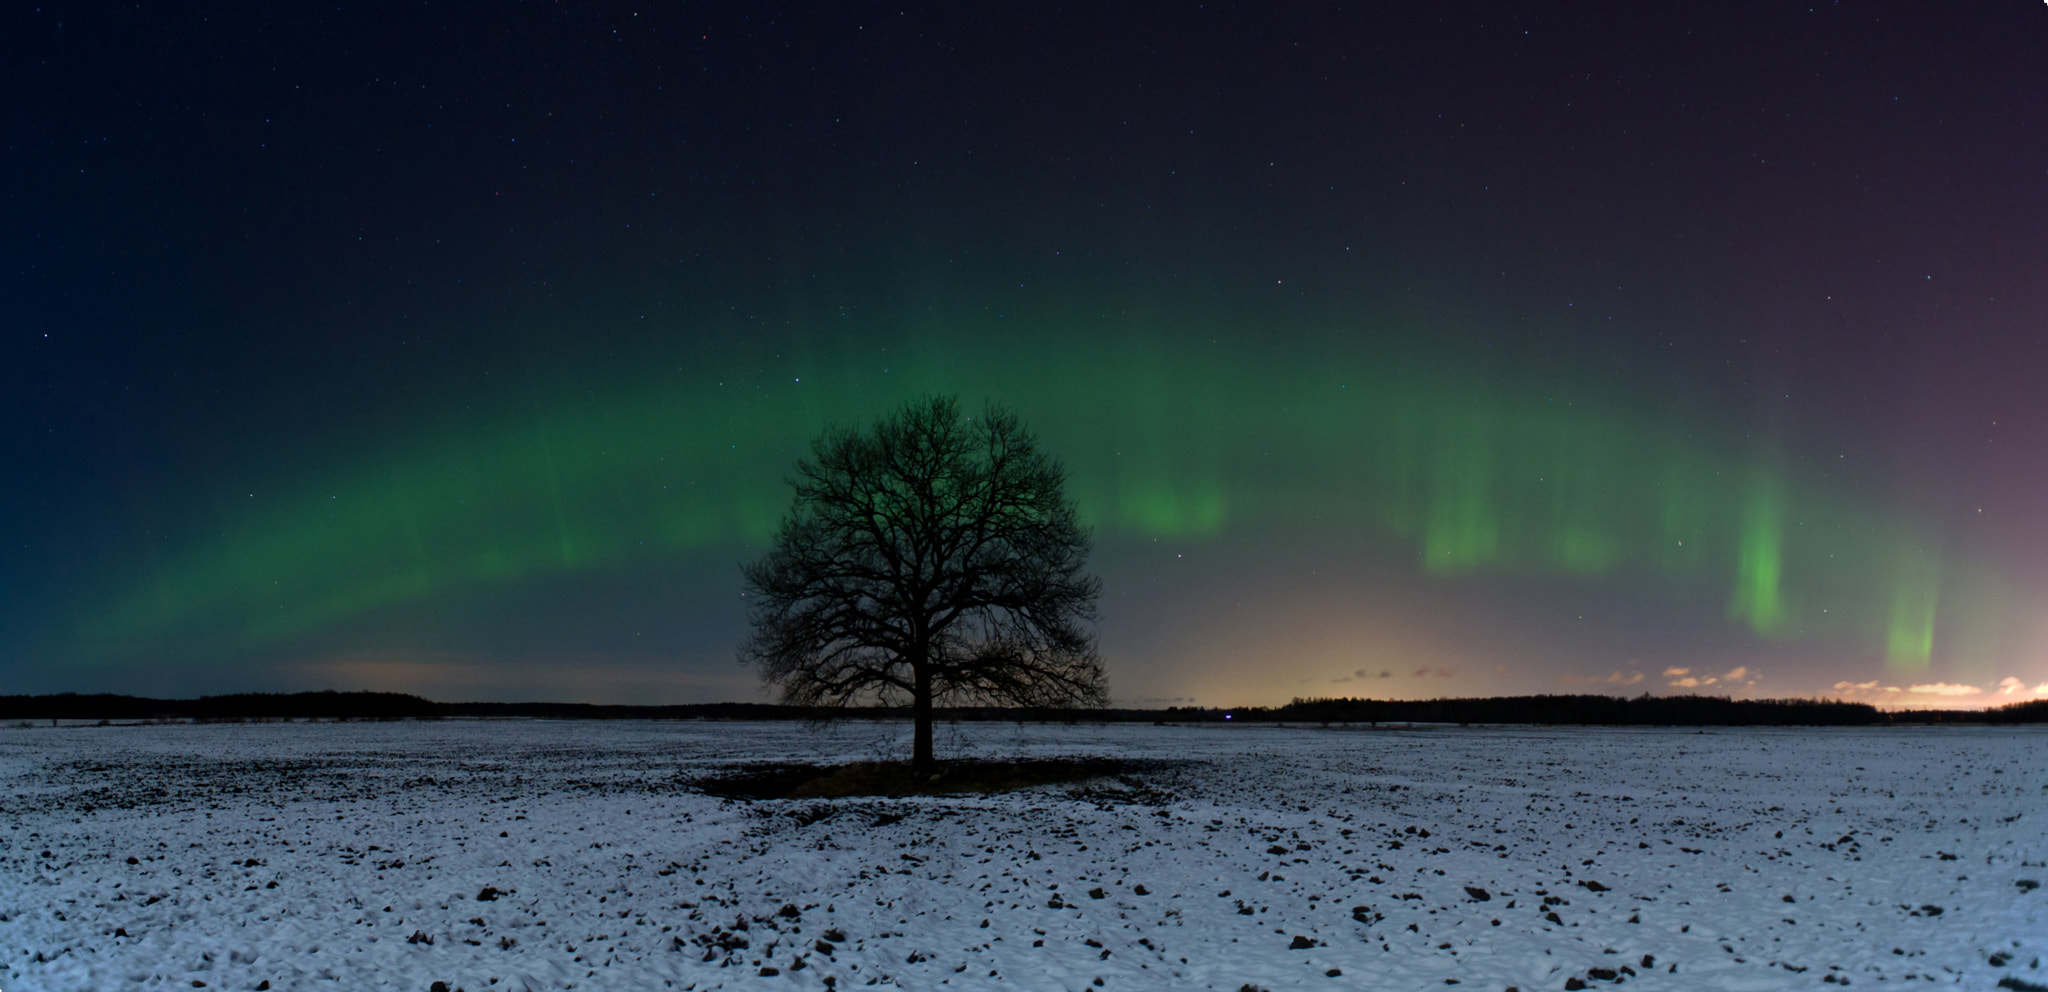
2 720 2043 991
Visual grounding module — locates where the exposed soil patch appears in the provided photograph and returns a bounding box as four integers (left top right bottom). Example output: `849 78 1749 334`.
692 756 1178 799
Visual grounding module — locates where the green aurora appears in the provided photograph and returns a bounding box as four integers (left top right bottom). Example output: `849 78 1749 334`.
82 322 2001 679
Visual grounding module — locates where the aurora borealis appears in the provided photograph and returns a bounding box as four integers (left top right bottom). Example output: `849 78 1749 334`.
8 1 2048 706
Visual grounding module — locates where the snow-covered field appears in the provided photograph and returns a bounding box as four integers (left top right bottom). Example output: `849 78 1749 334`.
2 720 2043 992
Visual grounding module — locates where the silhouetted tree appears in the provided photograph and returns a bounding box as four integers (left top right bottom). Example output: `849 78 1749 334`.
740 396 1107 770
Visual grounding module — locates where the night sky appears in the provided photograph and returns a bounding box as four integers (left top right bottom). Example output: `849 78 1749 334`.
8 1 2047 708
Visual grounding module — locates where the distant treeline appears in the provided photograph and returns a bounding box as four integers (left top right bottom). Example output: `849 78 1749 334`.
1986 697 2048 724
1248 694 2048 725
1263 695 1874 725
0 692 828 723
0 690 2042 725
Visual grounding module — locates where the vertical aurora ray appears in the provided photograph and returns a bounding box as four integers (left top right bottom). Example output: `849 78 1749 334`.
1730 473 1788 635
1421 409 1501 573
75 321 2005 674
1655 455 1715 575
1886 554 1940 669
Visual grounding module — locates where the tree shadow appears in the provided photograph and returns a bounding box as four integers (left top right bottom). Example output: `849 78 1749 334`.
691 756 1182 800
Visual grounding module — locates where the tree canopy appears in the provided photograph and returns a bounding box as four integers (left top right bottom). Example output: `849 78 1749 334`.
740 395 1106 768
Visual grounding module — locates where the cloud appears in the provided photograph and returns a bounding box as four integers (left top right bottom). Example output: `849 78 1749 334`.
1411 667 1431 678
1378 670 1393 680
1907 683 1982 696
1663 666 1756 691
1832 680 1905 698
1983 677 2048 697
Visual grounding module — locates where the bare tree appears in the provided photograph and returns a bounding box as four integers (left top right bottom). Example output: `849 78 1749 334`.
741 395 1107 770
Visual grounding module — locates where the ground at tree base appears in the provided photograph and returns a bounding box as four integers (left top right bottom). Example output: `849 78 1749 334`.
1 721 2042 991
692 756 1175 800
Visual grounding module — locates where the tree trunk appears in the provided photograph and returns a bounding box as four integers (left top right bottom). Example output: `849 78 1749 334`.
912 663 935 773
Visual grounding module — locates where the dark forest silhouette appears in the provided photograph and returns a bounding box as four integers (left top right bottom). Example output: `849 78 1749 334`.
3 690 2042 724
